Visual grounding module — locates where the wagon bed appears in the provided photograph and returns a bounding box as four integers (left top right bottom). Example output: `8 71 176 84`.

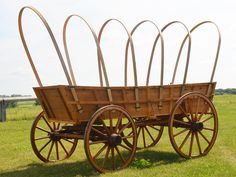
34 82 216 123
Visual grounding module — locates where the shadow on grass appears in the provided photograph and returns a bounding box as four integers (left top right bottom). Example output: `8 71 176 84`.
132 150 185 169
1 150 184 177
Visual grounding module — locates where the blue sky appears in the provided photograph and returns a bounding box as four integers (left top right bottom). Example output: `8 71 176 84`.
0 0 236 95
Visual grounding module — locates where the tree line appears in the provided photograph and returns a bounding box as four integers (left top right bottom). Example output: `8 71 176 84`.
215 88 236 95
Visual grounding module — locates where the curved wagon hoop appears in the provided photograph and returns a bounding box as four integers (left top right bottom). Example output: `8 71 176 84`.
18 6 72 87
147 21 192 95
98 19 137 87
98 19 140 108
124 20 165 87
171 21 221 88
63 15 107 87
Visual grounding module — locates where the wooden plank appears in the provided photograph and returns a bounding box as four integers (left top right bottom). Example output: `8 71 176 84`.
38 90 56 118
57 87 73 121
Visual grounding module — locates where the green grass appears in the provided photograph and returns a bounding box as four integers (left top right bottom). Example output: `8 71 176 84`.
6 101 42 121
0 95 236 177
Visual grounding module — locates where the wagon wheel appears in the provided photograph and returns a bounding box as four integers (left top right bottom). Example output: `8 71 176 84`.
84 105 137 173
123 117 164 150
169 92 218 158
31 111 78 162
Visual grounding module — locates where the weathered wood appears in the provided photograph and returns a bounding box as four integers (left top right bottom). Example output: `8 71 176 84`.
0 97 37 122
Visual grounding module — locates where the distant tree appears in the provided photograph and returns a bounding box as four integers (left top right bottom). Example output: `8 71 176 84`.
215 88 236 95
34 100 40 106
6 101 17 108
11 94 22 97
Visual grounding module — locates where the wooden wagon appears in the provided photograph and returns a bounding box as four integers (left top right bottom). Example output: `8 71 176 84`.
18 7 220 173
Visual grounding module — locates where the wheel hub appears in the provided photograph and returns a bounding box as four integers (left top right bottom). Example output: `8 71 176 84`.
49 132 61 141
191 122 203 132
109 133 122 147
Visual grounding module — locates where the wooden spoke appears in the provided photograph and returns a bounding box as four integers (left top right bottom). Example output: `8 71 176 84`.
47 141 54 160
121 135 134 140
189 132 194 157
127 131 134 136
56 123 61 130
199 131 210 144
35 135 50 141
55 141 59 160
59 140 69 156
111 148 115 170
195 97 200 120
93 144 107 160
198 105 210 121
109 111 113 133
114 113 123 133
102 146 110 168
173 128 189 137
173 119 191 126
144 127 155 142
179 130 191 150
186 98 194 120
39 139 51 153
119 143 132 152
115 146 126 164
203 127 214 131
89 140 108 145
53 122 56 130
98 117 110 135
137 127 142 138
36 126 50 133
91 127 108 138
201 115 213 123
195 132 202 154
142 127 146 148
179 105 191 122
62 138 74 144
148 125 160 131
118 122 131 134
42 116 53 132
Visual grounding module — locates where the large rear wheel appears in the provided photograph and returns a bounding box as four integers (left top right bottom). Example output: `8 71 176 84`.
169 92 218 158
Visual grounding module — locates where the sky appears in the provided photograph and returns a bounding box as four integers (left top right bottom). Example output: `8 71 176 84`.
0 0 236 95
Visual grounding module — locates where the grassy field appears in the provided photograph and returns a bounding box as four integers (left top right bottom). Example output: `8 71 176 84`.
0 95 236 177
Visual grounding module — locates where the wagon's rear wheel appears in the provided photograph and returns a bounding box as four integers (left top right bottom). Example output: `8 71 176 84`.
123 117 164 149
31 111 78 162
84 105 137 173
169 92 218 158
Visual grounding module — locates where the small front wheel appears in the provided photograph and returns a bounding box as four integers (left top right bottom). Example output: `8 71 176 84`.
84 105 137 173
169 92 218 158
31 112 78 162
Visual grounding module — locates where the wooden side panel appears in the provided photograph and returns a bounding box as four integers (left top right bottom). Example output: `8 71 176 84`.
33 82 216 123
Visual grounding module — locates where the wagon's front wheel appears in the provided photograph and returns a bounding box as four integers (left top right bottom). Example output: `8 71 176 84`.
84 105 137 173
169 92 218 158
31 112 78 162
